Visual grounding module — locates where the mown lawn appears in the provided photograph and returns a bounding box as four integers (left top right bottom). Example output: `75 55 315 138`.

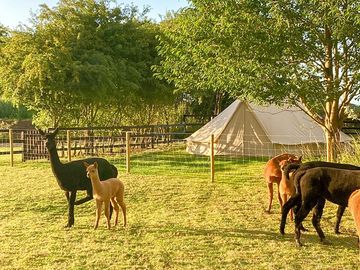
0 151 359 269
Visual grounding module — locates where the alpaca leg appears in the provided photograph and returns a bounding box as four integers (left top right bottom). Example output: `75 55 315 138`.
67 191 77 227
295 198 317 246
116 195 127 227
290 207 294 222
110 198 120 226
266 182 273 213
281 194 292 221
292 198 307 232
334 205 346 234
284 195 294 221
109 203 113 219
280 194 300 235
94 200 102 229
280 193 285 208
312 197 326 242
65 191 70 202
277 183 283 212
104 201 111 229
75 188 94 205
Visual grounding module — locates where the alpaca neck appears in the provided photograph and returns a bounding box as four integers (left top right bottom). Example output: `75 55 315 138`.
89 172 103 194
48 147 63 173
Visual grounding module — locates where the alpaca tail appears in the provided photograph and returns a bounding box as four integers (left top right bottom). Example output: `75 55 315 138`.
283 163 301 181
293 170 307 194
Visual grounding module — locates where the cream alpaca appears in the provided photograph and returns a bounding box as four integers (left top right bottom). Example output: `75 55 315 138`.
84 161 126 229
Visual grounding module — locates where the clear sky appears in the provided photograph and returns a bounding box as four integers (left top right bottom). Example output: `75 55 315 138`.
0 0 189 28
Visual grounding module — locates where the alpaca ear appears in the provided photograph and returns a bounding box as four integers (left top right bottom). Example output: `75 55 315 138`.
53 127 59 136
94 161 98 169
83 162 90 168
37 128 45 136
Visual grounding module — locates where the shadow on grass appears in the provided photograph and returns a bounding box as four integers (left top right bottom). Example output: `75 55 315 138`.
292 232 358 249
129 224 290 242
127 223 357 250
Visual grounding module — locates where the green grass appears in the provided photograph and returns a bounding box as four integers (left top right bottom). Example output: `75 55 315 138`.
0 149 359 270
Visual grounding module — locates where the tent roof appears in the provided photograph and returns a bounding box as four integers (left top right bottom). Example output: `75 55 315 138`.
186 100 352 145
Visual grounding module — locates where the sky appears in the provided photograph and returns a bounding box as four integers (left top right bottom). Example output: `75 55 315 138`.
0 0 189 28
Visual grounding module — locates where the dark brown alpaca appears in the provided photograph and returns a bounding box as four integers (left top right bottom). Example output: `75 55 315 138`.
288 167 360 246
280 161 360 236
39 128 118 227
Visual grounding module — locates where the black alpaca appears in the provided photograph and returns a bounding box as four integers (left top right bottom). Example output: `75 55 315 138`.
39 128 118 227
290 167 360 246
280 161 360 236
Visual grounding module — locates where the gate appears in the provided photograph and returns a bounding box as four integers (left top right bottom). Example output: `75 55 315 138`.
23 130 48 161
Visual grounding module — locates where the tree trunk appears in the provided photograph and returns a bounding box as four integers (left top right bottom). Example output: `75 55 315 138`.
214 91 224 115
324 100 341 162
323 26 337 162
325 129 335 162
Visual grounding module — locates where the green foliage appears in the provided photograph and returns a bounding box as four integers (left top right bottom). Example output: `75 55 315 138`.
0 100 33 119
156 0 360 160
156 0 360 121
0 0 175 128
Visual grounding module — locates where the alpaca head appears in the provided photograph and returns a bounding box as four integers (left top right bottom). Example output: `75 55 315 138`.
84 161 99 179
279 156 302 172
38 128 59 151
279 159 298 181
289 155 302 164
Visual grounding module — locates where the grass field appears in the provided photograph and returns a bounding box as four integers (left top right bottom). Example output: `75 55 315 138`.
0 150 359 270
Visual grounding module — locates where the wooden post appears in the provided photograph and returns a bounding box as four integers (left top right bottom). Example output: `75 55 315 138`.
126 131 131 173
21 131 25 162
210 134 215 182
9 129 14 167
67 130 71 162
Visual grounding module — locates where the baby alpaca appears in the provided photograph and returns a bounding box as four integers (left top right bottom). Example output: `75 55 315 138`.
348 189 360 249
264 153 302 213
84 161 126 229
279 159 296 220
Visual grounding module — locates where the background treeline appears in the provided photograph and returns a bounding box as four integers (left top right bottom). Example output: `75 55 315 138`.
2 0 360 160
0 0 230 128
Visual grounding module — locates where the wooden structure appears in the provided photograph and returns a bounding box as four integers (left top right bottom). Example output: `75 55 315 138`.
23 130 47 161
0 124 202 162
1 120 360 162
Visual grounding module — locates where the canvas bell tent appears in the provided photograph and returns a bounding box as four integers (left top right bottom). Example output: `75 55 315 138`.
186 100 352 157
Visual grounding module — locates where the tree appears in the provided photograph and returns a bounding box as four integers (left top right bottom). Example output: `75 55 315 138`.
0 0 175 128
156 11 234 116
156 0 360 161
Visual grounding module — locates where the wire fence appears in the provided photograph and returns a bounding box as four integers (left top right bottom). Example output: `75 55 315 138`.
1 127 359 182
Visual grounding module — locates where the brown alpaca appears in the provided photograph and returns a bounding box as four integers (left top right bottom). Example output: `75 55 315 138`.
348 189 360 249
84 161 126 229
264 153 302 213
279 159 296 220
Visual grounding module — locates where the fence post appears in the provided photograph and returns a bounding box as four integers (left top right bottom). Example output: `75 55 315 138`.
67 130 71 162
9 129 14 167
210 133 215 182
21 131 25 162
126 131 131 173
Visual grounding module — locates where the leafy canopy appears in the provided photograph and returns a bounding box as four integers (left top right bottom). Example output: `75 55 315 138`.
156 0 360 121
0 0 175 127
